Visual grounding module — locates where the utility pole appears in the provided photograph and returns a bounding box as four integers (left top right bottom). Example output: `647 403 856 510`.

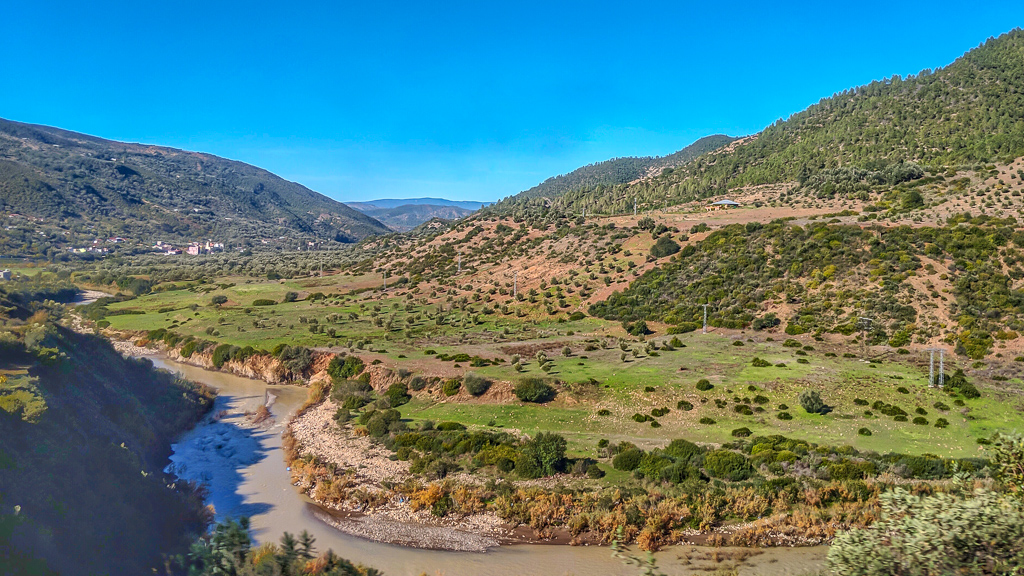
926 348 937 386
938 349 945 387
858 317 872 358
457 253 461 274
702 304 710 334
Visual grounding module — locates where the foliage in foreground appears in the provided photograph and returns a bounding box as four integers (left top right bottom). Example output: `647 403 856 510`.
829 433 1024 575
170 518 380 576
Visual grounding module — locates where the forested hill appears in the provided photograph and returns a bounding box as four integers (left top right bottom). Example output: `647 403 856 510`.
0 118 390 245
500 28 1024 217
495 134 737 205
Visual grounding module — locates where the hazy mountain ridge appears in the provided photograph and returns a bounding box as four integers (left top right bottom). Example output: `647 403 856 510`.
348 202 478 231
348 197 489 210
0 118 391 246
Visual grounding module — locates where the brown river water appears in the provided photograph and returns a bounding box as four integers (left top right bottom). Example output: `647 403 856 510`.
153 356 828 576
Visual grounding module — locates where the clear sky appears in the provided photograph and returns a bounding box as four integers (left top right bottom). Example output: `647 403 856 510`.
2 2 1023 203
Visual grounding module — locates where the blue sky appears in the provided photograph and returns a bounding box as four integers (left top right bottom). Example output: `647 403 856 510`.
3 2 1023 203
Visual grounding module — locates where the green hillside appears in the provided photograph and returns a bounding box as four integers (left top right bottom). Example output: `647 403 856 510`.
493 134 737 206
500 29 1024 217
0 118 390 247
591 217 1024 358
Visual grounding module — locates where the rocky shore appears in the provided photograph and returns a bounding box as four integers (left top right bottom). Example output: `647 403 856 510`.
289 399 512 551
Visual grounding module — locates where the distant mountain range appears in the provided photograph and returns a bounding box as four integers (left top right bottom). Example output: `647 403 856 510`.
0 118 390 246
348 198 490 210
346 198 489 231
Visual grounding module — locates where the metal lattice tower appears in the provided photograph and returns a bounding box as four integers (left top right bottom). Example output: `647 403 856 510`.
857 317 872 357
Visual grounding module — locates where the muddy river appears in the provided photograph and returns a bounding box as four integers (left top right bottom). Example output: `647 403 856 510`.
154 356 828 576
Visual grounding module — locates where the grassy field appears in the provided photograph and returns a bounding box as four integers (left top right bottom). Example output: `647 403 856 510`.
97 272 1024 461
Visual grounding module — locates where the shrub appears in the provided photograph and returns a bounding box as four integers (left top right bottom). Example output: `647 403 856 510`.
933 401 950 411
704 449 755 481
912 416 929 426
677 400 694 411
384 383 411 407
854 398 869 406
827 488 1024 575
778 403 789 410
436 421 466 431
408 376 427 391
782 338 802 348
327 355 365 381
777 412 793 420
210 294 228 306
665 439 703 461
799 390 825 414
699 417 716 425
649 236 680 258
586 464 605 479
897 386 910 394
283 291 299 303
752 395 769 405
252 298 276 306
946 369 981 399
935 418 949 428
751 357 772 367
442 379 462 396
696 379 714 391
514 378 556 403
612 448 644 471
858 427 872 436
463 373 491 396
731 427 752 438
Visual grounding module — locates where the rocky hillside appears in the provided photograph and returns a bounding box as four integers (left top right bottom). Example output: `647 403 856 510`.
0 118 390 246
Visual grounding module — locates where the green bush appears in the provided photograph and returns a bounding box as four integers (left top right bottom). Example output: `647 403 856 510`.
597 408 611 416
384 383 411 407
731 427 752 438
858 427 872 436
435 421 466 431
799 390 825 414
935 418 949 428
252 298 276 306
667 323 699 334
696 379 714 391
327 355 365 381
699 417 716 425
751 357 772 367
514 378 556 403
704 449 755 481
677 400 694 411
442 379 462 396
664 439 704 462
463 372 491 396
828 489 1024 575
612 448 644 471
777 412 793 420
649 236 681 258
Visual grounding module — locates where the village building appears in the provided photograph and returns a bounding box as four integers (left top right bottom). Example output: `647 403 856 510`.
706 199 742 211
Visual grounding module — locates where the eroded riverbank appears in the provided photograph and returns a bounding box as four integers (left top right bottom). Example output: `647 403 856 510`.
150 354 829 575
